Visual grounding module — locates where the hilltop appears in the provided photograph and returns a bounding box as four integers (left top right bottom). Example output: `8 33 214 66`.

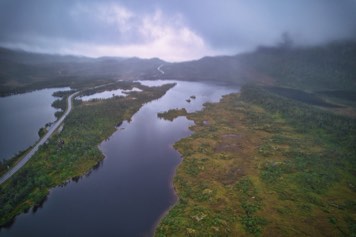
0 47 165 96
1 40 355 96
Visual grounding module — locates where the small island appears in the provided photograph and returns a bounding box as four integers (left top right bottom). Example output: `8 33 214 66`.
157 108 188 121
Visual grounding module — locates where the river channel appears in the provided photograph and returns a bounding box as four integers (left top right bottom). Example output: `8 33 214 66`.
1 81 238 236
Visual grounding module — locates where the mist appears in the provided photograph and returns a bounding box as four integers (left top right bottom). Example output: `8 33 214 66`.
0 0 355 61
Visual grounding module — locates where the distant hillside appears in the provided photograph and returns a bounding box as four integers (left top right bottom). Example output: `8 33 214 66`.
161 56 246 83
239 40 356 91
160 40 356 91
1 40 355 95
0 48 164 96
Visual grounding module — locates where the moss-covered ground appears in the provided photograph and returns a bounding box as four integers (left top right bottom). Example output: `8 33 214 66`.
156 85 356 236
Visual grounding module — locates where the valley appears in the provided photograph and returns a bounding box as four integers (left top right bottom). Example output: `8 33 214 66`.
0 41 355 236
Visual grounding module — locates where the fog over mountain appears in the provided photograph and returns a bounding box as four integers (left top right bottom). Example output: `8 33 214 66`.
0 0 355 61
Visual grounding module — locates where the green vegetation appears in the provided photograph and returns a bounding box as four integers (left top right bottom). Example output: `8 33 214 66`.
156 85 356 236
0 47 164 96
1 40 355 234
52 90 76 119
0 89 72 177
37 127 47 138
158 108 188 121
0 82 175 226
161 41 356 92
240 41 356 91
265 86 340 108
0 147 32 177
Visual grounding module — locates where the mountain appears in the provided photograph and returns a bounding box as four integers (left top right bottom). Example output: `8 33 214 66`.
159 40 356 91
0 48 165 96
1 40 355 96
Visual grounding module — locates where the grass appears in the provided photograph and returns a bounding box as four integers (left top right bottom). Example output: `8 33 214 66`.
156 85 356 236
51 89 76 119
157 108 188 121
0 147 32 177
0 90 73 177
0 82 175 226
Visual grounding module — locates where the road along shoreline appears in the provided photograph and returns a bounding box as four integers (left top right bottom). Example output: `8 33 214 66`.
0 91 80 185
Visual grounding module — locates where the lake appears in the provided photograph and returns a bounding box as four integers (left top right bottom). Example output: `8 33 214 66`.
1 81 238 236
0 88 70 161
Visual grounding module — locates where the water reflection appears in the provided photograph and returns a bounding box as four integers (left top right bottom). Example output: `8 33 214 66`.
0 87 70 161
1 81 238 237
78 87 142 101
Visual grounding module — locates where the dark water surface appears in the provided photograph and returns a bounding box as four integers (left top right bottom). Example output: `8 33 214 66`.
1 81 238 237
0 88 70 161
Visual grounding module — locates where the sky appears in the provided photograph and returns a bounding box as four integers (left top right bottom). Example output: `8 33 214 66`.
0 0 355 61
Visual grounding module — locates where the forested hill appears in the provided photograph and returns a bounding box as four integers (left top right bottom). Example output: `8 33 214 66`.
161 40 356 91
1 40 355 96
239 41 356 91
0 48 164 96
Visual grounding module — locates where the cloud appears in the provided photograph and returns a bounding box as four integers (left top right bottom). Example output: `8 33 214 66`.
0 2 220 61
0 0 355 61
69 2 137 43
92 8 221 61
172 0 356 52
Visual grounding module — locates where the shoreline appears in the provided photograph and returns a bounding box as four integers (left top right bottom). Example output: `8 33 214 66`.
0 91 79 185
0 83 175 227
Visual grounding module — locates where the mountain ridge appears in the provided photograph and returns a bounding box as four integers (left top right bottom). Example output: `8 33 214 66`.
1 39 355 95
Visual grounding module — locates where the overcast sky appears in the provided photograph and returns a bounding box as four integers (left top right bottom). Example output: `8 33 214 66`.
0 0 355 61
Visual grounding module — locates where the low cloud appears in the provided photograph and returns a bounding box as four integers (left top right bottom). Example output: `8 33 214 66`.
0 0 355 61
0 2 220 61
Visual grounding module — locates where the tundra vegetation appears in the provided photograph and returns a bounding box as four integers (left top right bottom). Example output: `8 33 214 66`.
0 41 355 235
156 85 356 236
0 82 175 226
157 108 188 121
